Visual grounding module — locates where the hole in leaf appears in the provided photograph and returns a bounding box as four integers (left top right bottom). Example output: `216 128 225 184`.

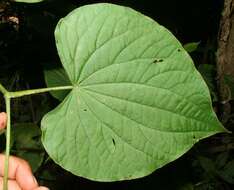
153 59 163 63
177 48 181 52
83 109 87 112
112 138 116 146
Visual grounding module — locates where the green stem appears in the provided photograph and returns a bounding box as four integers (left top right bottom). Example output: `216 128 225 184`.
8 86 73 98
3 97 11 190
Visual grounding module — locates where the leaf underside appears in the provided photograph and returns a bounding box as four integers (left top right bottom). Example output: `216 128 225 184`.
41 3 225 181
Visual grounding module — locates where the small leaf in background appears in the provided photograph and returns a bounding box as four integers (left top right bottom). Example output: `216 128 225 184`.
17 151 44 172
178 183 194 190
44 68 72 101
218 160 234 184
198 156 217 177
42 3 226 181
183 42 200 53
40 169 56 181
12 123 44 172
215 152 229 169
13 0 44 3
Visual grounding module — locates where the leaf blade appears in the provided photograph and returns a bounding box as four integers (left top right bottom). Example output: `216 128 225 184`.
42 3 226 181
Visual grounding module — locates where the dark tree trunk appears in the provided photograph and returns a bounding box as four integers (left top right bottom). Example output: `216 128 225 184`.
217 0 234 123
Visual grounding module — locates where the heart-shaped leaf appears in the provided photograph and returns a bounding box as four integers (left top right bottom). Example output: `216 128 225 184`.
41 3 226 181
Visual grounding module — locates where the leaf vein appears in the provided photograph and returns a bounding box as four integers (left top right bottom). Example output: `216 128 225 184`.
83 87 211 132
80 91 155 159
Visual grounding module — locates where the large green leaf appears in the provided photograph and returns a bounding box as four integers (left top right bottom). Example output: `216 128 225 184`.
41 3 226 181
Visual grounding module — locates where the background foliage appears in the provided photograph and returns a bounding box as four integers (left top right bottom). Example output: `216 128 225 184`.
0 0 233 189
